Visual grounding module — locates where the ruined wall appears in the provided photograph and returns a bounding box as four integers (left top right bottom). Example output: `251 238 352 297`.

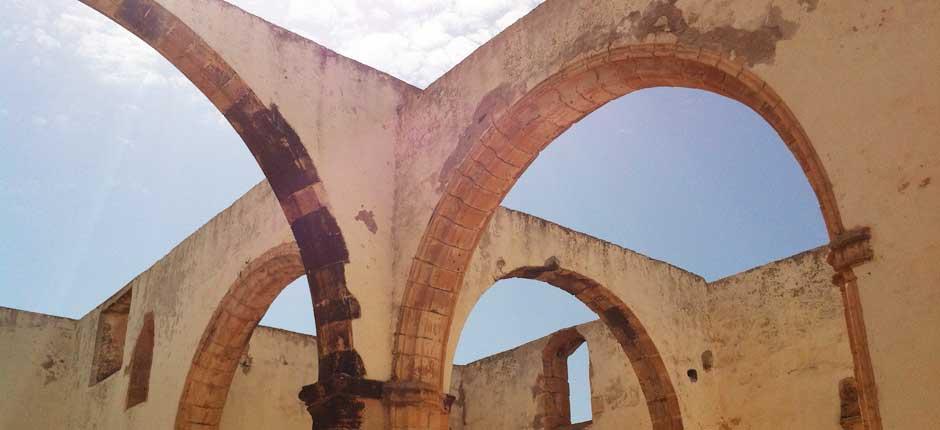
2 0 938 428
53 180 300 429
392 1 940 427
447 321 652 430
0 304 320 430
150 0 418 382
451 207 715 425
449 337 549 429
0 307 78 430
706 248 853 430
578 323 650 429
450 247 853 430
220 326 318 429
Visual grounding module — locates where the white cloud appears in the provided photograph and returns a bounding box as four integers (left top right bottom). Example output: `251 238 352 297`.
33 27 60 49
227 0 544 87
8 0 543 90
55 10 175 86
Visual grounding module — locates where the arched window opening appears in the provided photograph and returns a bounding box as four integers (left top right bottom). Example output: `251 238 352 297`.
90 288 131 385
260 276 317 336
451 279 596 429
454 279 595 364
126 312 154 409
174 243 320 429
568 342 592 425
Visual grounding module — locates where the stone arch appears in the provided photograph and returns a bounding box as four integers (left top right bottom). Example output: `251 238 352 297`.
175 242 305 428
77 1 365 427
504 265 680 430
537 327 588 429
392 44 869 428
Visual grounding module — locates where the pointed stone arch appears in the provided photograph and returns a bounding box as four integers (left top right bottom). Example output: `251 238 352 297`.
391 43 877 429
77 1 362 428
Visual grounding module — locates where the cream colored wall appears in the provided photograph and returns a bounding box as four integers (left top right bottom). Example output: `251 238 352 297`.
448 365 466 430
53 180 298 429
393 1 940 427
706 248 853 430
2 0 936 428
449 248 853 430
449 338 549 429
447 321 653 430
579 323 650 429
153 0 419 383
220 326 318 429
449 207 714 424
0 307 78 429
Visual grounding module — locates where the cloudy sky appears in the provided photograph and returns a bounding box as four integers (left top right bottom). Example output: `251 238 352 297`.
0 0 828 422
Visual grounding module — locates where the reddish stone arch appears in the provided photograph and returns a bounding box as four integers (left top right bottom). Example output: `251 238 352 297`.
392 44 879 429
78 1 364 428
537 328 588 430
504 264 681 430
175 242 305 428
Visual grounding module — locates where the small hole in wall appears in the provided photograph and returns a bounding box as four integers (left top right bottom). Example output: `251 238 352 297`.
687 369 698 383
701 350 714 372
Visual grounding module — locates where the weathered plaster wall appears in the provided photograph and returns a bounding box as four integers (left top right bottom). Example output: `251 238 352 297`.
220 326 318 429
151 0 419 382
706 248 853 430
449 247 853 430
0 307 78 429
450 207 714 424
447 321 654 430
449 336 549 429
391 1 940 426
579 322 650 429
53 180 299 429
448 365 466 430
3 0 937 428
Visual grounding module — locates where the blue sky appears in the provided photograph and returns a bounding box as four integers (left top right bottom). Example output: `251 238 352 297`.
0 0 827 423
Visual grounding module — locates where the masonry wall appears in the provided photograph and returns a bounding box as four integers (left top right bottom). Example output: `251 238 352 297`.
220 326 318 429
0 304 320 430
706 248 853 429
391 1 940 427
451 207 716 425
0 307 78 430
449 247 852 430
3 0 938 427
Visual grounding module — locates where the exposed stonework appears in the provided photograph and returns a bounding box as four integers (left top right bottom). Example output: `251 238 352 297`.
4 0 940 429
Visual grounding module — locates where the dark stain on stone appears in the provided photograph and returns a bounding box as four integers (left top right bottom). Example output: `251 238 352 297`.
355 210 378 234
438 82 520 193
239 353 252 375
799 0 819 12
718 416 743 429
41 356 55 370
603 308 639 342
41 355 62 385
701 350 715 371
319 350 367 381
315 295 362 325
628 0 801 66
898 181 910 192
292 209 349 269
919 177 931 188
117 0 171 43
225 101 321 202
